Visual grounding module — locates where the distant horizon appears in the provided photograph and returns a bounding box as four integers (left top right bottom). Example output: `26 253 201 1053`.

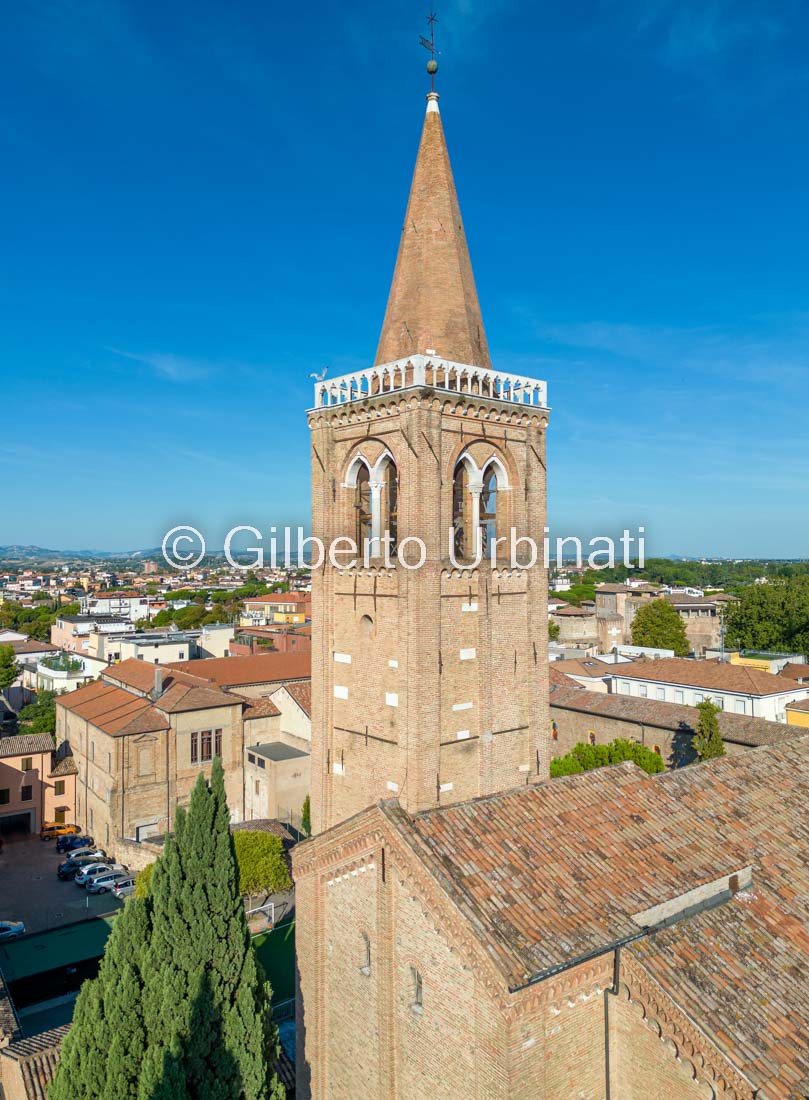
1 541 807 565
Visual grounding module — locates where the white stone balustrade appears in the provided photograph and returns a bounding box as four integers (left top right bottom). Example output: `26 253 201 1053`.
312 354 548 410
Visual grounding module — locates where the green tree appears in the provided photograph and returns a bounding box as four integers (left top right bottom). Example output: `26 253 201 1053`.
550 738 665 778
301 794 311 837
725 575 809 656
50 896 150 1100
548 620 560 642
692 700 725 761
52 762 283 1100
18 690 58 736
141 761 283 1100
631 598 690 656
232 831 291 898
0 645 17 693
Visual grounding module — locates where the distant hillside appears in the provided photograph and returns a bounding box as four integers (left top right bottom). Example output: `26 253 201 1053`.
0 545 162 562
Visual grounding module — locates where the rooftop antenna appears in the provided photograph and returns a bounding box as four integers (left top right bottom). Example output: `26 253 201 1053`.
420 9 439 92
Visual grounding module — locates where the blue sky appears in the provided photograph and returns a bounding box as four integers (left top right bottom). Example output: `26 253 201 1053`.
1 0 807 557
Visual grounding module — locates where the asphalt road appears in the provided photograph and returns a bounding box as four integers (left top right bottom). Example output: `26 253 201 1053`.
0 835 123 934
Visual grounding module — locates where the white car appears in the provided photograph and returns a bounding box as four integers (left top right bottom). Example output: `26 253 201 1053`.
74 862 114 887
65 847 106 862
82 865 128 892
86 868 130 895
112 877 136 899
0 921 25 942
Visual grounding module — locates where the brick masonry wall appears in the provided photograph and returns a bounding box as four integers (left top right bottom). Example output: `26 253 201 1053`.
550 703 751 769
308 388 549 833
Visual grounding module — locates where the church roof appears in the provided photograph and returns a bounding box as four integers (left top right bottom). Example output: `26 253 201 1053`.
381 736 809 1097
374 93 491 370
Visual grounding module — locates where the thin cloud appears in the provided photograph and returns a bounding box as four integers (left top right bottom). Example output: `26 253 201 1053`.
106 347 220 382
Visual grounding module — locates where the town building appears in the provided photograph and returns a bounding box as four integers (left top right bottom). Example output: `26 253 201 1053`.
295 733 809 1099
240 591 311 627
230 624 312 656
549 666 795 765
78 591 152 622
606 657 808 722
593 585 735 656
293 76 809 1100
0 733 77 838
56 652 312 846
50 614 130 655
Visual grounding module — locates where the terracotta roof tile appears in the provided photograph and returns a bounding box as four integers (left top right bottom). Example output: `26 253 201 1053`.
0 733 55 757
284 679 312 717
608 657 806 697
781 662 809 682
381 736 809 1098
56 680 169 736
0 1024 70 1100
168 652 311 688
550 682 796 746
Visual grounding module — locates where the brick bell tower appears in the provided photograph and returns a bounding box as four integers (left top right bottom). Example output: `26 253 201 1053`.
308 89 550 835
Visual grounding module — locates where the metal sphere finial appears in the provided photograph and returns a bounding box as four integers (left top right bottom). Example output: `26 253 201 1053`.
426 58 438 75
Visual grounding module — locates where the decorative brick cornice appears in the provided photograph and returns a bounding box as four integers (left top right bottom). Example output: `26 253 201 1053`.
308 392 549 431
622 952 756 1100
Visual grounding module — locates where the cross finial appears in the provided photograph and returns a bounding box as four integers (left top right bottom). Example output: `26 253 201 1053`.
420 9 439 92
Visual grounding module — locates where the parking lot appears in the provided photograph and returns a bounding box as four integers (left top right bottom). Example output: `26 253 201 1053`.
0 836 123 934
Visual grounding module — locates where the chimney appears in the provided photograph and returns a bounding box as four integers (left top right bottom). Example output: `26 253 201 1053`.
152 667 163 701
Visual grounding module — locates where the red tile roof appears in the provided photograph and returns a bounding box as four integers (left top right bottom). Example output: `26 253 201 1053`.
283 679 312 717
168 652 311 687
608 657 805 697
550 680 795 747
103 658 207 695
781 662 809 682
56 680 169 736
383 735 809 1097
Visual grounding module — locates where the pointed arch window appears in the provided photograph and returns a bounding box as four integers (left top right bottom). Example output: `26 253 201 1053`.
452 453 509 560
480 464 498 553
355 464 372 549
452 461 469 557
385 463 399 551
348 452 398 558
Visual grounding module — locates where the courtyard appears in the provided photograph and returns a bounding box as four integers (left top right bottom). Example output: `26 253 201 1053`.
0 834 123 934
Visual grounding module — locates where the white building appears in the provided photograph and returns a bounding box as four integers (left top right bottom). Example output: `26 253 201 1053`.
79 591 152 622
607 657 808 722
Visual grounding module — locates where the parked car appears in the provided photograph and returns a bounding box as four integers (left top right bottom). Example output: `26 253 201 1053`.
56 834 94 854
40 823 81 841
86 868 130 894
112 877 136 899
74 862 115 886
63 846 106 862
0 921 25 942
57 854 107 880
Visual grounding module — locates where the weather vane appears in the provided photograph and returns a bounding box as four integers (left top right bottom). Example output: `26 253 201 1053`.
420 9 439 92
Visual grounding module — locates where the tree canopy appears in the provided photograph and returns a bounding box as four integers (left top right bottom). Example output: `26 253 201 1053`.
724 575 809 657
232 831 291 898
17 690 58 736
692 700 725 761
551 738 665 778
50 761 284 1100
0 645 17 693
135 829 291 901
631 598 690 656
0 600 79 641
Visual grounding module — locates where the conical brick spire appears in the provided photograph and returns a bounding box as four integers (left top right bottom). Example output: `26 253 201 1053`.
375 93 492 370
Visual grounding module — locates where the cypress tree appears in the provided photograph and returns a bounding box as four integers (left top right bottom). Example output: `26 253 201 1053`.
693 699 726 761
50 897 149 1100
140 759 283 1100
